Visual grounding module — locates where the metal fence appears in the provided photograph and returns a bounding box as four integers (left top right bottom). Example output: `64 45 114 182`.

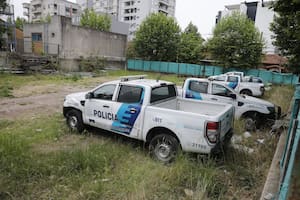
278 84 300 199
127 59 299 85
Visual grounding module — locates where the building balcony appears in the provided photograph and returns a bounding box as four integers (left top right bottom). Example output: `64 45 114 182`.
31 0 42 6
31 7 42 14
0 5 14 15
159 0 169 5
22 3 30 9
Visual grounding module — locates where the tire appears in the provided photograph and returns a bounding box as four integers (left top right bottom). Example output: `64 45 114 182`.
244 117 256 132
149 134 179 163
66 109 84 133
240 89 252 96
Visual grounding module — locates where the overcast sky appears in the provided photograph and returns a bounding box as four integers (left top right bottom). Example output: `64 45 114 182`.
12 0 248 39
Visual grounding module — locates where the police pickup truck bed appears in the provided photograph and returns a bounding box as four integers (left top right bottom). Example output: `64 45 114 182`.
63 76 234 163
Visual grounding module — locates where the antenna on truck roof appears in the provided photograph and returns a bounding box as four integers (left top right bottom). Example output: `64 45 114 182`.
120 75 147 82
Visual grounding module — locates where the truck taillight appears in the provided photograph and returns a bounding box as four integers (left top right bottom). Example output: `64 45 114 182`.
205 121 219 144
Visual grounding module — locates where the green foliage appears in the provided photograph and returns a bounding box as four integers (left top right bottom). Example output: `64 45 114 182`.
270 0 300 73
78 56 106 72
133 13 181 62
0 83 13 97
80 9 111 31
178 22 205 64
208 12 264 68
125 41 137 59
15 17 26 30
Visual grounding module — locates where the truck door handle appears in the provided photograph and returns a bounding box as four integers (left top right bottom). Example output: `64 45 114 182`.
130 108 137 113
211 98 218 101
103 105 110 108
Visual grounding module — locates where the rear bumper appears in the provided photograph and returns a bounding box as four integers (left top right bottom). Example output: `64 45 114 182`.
211 128 233 155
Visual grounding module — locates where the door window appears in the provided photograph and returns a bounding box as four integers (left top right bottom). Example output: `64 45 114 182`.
93 84 116 100
117 85 143 103
150 85 176 103
189 81 208 93
214 76 226 81
212 84 232 97
228 76 238 82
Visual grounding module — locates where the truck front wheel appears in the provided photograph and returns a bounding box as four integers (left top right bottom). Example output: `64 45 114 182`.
66 109 84 133
149 134 179 163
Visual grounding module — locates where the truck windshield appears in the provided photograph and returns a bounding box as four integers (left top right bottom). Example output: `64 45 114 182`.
150 85 176 103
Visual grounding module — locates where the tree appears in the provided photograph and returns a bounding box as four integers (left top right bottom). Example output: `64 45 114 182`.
0 0 8 49
80 9 111 31
178 22 204 64
133 13 181 62
270 0 300 73
15 17 26 30
208 12 264 69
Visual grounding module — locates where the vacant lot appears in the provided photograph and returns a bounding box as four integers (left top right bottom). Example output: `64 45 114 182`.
0 71 294 199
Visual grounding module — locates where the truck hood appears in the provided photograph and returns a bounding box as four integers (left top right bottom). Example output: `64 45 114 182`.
242 95 274 107
65 92 87 101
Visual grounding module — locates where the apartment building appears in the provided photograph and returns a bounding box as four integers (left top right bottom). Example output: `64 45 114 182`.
23 0 81 23
77 0 118 16
78 0 176 40
216 1 277 54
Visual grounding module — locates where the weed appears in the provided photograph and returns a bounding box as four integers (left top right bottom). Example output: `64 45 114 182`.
0 84 13 97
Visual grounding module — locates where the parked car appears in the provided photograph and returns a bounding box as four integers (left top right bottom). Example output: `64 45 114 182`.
178 77 281 130
63 75 235 163
209 74 265 97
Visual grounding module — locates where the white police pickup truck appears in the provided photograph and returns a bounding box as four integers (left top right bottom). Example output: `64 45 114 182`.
179 78 281 130
63 75 234 163
209 74 265 97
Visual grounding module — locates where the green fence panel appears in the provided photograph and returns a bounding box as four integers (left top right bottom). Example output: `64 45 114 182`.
143 61 151 71
136 60 145 70
273 72 284 84
186 64 200 76
214 66 224 76
246 69 260 77
150 61 160 72
204 66 215 76
168 62 179 74
160 62 169 73
282 74 294 85
127 59 135 70
259 70 273 82
293 75 299 85
127 59 298 85
179 63 188 75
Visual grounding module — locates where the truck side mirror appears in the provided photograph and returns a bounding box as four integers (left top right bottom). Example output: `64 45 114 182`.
229 93 236 99
85 92 94 99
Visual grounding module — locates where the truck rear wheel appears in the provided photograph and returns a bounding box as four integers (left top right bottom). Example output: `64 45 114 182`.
66 109 84 133
240 89 252 96
149 134 179 163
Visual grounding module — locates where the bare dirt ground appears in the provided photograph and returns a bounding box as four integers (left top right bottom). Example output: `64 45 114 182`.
0 84 90 120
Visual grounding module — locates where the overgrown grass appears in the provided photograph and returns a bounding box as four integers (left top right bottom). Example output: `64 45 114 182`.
0 114 222 199
0 111 287 199
263 84 295 114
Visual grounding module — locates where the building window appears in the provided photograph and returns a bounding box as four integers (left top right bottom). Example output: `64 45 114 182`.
32 33 42 41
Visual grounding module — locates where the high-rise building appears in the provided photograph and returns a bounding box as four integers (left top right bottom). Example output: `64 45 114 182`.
216 1 277 54
24 0 81 23
78 0 176 40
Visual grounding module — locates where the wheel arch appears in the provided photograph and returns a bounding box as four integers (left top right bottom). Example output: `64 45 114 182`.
146 127 180 144
240 89 253 96
63 106 82 117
